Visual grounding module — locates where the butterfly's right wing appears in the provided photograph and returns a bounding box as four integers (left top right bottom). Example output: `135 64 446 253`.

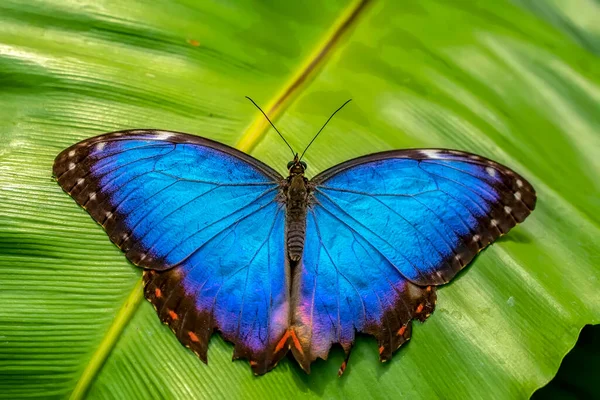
289 149 535 372
53 130 290 374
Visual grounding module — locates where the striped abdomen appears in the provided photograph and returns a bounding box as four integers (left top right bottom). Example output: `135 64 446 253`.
285 174 309 263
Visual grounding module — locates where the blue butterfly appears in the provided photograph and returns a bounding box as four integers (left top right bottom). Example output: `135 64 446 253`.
53 100 535 375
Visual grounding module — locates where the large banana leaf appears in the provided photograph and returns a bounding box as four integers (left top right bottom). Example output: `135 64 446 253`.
1 0 598 399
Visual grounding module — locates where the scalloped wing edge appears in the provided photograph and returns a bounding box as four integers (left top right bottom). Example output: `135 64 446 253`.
287 282 437 374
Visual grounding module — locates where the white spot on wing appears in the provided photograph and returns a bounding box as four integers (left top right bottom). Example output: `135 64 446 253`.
68 163 75 170
504 206 512 214
419 150 441 159
472 234 480 243
485 167 497 177
77 178 85 186
514 192 522 200
68 150 76 157
516 179 523 188
105 211 113 219
89 193 96 201
490 219 498 227
154 132 174 141
96 142 106 151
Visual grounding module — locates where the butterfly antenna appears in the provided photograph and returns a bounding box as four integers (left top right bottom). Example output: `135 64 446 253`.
245 96 295 158
299 99 352 161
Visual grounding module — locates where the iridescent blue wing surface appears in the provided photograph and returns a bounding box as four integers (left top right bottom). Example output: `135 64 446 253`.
290 149 536 371
53 130 289 374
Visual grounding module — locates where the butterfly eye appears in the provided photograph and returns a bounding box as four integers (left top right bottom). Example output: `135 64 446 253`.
287 161 294 169
300 161 307 170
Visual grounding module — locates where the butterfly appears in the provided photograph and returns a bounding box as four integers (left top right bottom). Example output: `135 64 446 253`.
52 99 536 376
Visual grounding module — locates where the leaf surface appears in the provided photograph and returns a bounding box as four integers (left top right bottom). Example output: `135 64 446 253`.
0 0 598 399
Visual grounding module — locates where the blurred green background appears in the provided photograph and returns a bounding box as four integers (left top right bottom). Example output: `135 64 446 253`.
0 0 598 399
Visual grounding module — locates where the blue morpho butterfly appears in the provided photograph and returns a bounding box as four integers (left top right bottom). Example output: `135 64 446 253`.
53 98 536 376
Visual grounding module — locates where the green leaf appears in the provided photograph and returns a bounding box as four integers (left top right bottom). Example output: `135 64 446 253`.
533 324 600 399
0 0 598 399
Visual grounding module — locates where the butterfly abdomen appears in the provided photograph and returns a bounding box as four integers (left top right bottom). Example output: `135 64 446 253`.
285 174 309 263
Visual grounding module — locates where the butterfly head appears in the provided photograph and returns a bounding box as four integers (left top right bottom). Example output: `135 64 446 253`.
287 154 307 175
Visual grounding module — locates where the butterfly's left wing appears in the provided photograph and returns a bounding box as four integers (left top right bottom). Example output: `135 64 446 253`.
53 130 290 374
289 149 536 372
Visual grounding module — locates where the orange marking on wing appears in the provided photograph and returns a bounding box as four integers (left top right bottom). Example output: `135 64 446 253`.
154 288 162 298
378 345 385 355
168 310 178 320
416 304 424 314
397 325 407 336
275 330 291 353
290 330 304 356
188 331 199 342
249 360 257 366
426 286 432 292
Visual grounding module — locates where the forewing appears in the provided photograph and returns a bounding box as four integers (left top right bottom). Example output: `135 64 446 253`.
53 130 289 373
289 149 535 370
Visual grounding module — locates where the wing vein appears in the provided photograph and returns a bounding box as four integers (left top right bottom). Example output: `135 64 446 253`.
313 193 432 281
139 186 277 259
311 211 369 334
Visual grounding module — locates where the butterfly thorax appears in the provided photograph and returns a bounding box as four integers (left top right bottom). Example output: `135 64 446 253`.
284 167 310 265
